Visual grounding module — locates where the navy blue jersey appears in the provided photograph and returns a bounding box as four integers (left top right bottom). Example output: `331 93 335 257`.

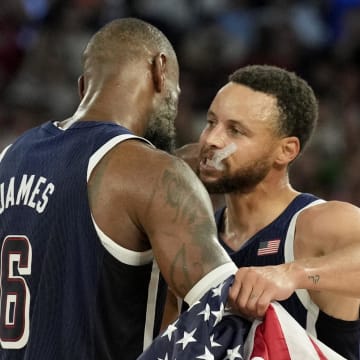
0 121 167 359
215 193 360 360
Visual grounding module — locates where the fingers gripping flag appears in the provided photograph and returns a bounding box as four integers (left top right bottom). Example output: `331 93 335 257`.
138 276 346 360
138 276 250 359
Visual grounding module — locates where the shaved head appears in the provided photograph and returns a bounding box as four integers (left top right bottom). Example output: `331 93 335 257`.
77 17 180 153
82 17 177 69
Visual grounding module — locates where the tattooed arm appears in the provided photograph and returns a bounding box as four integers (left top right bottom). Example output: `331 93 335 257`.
88 139 235 299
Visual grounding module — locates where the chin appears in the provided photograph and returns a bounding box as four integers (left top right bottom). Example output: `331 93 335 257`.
199 167 223 180
199 174 219 188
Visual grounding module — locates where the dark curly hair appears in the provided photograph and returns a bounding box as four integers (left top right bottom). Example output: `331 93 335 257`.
229 65 318 154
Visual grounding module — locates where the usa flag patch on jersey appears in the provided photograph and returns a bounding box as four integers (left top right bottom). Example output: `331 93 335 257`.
257 239 281 256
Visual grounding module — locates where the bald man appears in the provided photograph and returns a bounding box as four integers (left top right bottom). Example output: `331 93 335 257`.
0 18 238 360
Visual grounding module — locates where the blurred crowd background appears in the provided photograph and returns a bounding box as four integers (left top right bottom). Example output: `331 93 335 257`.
1 0 360 205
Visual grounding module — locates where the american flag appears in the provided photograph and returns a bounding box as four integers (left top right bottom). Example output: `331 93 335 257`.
257 239 281 256
138 276 346 360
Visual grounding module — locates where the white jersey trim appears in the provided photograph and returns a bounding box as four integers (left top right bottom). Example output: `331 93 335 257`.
87 134 154 266
143 260 161 350
0 144 12 163
92 217 153 265
87 133 152 181
184 262 237 306
284 198 325 337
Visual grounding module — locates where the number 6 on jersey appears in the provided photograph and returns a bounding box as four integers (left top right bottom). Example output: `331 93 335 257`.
0 235 32 349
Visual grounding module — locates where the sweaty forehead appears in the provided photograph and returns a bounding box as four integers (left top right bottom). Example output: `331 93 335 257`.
211 82 279 124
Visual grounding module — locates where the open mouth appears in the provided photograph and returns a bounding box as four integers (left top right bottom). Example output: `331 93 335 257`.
201 143 237 171
200 156 224 171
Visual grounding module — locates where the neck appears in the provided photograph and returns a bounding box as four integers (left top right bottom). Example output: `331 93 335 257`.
71 108 144 135
221 182 299 251
70 68 151 136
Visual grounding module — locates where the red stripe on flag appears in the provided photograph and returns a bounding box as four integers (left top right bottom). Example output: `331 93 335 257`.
250 305 292 359
310 337 329 360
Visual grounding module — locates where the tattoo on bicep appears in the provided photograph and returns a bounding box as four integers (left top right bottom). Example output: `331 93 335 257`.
161 164 221 267
308 274 320 284
169 244 205 296
170 245 191 295
160 168 219 289
161 166 203 224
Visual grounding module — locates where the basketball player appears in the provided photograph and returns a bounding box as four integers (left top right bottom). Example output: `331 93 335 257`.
194 64 360 359
0 18 239 360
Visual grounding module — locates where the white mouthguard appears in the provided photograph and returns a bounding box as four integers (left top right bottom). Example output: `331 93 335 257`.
207 142 237 170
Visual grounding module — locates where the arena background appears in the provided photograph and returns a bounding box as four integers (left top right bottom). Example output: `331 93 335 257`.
1 0 359 205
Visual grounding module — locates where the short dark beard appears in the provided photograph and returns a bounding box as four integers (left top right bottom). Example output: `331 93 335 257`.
201 158 271 194
144 125 176 154
144 92 177 154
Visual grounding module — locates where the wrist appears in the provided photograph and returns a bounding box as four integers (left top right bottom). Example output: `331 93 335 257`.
288 259 321 291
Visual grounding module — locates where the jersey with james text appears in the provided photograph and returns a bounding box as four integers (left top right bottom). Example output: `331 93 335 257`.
0 121 166 360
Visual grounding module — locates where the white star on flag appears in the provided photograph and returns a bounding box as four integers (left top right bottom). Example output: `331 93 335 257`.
176 328 197 350
210 334 222 348
196 346 215 360
198 303 211 321
157 354 169 360
211 302 224 326
162 320 178 341
138 276 345 360
211 282 224 298
224 345 243 360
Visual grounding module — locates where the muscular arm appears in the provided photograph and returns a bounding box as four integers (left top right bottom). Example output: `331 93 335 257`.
291 201 360 295
89 139 234 300
141 146 232 298
229 201 360 319
290 201 360 319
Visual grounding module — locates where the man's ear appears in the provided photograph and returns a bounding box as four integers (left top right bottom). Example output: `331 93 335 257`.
152 53 167 93
276 136 300 165
78 75 85 99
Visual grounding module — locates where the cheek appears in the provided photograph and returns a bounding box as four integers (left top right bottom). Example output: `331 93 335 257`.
226 156 241 173
198 128 208 145
228 145 257 168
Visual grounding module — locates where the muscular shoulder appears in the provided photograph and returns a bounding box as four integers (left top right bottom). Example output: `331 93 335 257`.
295 200 360 256
297 200 360 232
88 140 212 248
106 140 205 197
89 138 199 204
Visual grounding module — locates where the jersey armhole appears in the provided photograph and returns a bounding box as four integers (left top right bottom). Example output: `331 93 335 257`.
87 134 154 265
86 134 152 181
284 199 325 336
91 216 153 265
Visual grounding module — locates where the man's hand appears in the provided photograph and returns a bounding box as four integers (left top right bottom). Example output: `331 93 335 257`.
228 264 298 319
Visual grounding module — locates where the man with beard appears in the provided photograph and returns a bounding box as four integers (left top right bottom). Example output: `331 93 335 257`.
190 64 360 359
0 18 240 360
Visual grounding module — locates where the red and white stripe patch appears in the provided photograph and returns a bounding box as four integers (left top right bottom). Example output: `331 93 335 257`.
257 239 281 256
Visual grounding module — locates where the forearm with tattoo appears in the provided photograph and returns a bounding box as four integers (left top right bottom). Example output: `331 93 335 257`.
308 274 320 285
160 162 226 295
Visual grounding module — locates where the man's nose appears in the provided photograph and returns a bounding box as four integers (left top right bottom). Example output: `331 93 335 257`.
204 124 227 149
